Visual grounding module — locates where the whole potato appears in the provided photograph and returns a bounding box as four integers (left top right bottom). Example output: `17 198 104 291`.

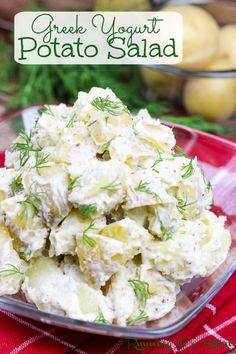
141 67 184 101
217 25 236 68
94 0 150 11
164 5 219 70
183 77 236 121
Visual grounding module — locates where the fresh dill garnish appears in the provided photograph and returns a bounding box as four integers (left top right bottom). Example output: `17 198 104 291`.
94 308 110 324
134 180 161 202
68 176 81 192
207 181 212 193
88 120 97 127
31 151 50 174
0 264 23 277
151 151 174 170
99 138 115 154
11 130 38 167
80 204 97 217
38 106 54 116
66 114 76 128
105 116 109 124
91 95 128 116
18 191 43 218
172 145 187 157
177 197 196 214
128 279 151 305
82 219 97 247
100 179 121 192
128 310 149 325
181 159 194 179
162 226 175 241
10 175 23 195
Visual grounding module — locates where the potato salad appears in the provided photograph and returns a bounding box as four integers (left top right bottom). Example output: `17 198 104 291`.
0 87 231 326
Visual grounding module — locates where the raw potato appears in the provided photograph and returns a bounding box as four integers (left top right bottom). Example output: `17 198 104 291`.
94 0 150 11
165 5 219 70
140 67 184 100
217 25 236 68
183 58 236 121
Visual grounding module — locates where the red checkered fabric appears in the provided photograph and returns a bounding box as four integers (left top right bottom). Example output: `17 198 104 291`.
0 272 235 354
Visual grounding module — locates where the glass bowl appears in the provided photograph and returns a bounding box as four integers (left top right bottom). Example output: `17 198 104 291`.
0 106 235 338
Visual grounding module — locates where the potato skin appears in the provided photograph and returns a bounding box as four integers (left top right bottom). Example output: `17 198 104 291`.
183 77 236 121
140 67 184 101
164 5 219 70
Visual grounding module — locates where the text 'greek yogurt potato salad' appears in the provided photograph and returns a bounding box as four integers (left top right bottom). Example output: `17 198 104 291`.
0 87 231 326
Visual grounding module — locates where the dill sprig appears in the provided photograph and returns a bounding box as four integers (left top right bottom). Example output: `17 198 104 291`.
11 130 38 167
66 114 76 128
100 179 121 192
128 310 149 325
181 159 195 179
18 191 43 218
162 226 175 241
68 176 81 192
207 181 212 193
82 219 97 248
91 95 128 116
151 151 174 170
38 106 54 116
10 175 23 195
0 264 23 277
31 151 50 174
172 145 187 157
88 120 97 127
134 180 161 202
99 138 115 154
94 308 110 325
177 197 196 214
80 204 97 217
128 279 151 305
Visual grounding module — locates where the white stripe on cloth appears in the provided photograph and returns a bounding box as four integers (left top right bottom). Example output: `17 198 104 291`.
10 333 48 354
179 316 236 351
104 339 126 354
0 310 88 354
205 304 217 315
204 325 234 349
159 339 178 353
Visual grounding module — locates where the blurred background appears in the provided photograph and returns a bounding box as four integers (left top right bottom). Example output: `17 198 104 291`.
0 0 236 137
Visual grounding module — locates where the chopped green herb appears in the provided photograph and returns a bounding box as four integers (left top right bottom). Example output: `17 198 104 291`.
134 180 161 202
207 181 212 193
88 120 97 127
177 197 196 214
91 95 128 116
66 114 76 128
0 264 23 277
151 151 174 169
181 159 195 179
18 191 43 218
100 179 121 192
38 106 54 116
105 116 109 124
80 204 97 217
11 130 38 167
128 279 151 305
10 175 23 195
31 151 50 174
82 219 97 248
94 308 110 324
99 138 115 154
68 176 81 192
162 226 175 241
172 145 187 157
128 310 149 325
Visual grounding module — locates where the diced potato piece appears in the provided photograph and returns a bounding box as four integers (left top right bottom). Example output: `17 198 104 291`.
0 224 27 295
107 262 138 326
68 159 129 214
0 168 17 201
22 257 114 322
125 168 172 209
124 207 148 227
0 195 48 260
143 210 231 282
134 109 176 151
23 164 71 227
49 210 106 256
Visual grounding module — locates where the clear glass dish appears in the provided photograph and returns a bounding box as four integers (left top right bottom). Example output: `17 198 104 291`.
0 106 235 338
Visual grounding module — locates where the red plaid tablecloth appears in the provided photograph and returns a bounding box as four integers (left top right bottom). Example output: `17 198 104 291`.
0 271 235 354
